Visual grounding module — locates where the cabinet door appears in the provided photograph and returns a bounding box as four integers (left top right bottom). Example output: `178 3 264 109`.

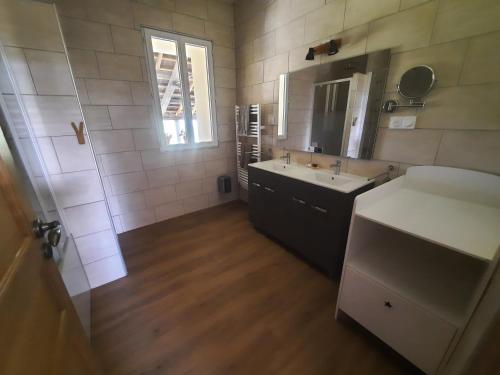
248 169 265 226
248 168 287 240
305 186 347 276
282 179 309 251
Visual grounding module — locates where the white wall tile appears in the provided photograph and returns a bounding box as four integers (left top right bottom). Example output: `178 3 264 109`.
132 128 159 150
50 170 104 208
60 17 114 52
85 79 133 105
96 52 142 81
109 191 146 215
100 151 143 175
85 0 134 28
82 106 112 130
147 166 179 187
120 208 156 231
0 1 64 51
108 105 151 129
344 0 400 29
204 159 228 177
4 47 36 94
183 193 209 214
75 229 119 265
175 179 203 199
25 50 75 95
74 78 89 105
214 46 236 68
111 26 144 56
108 171 148 194
130 82 153 105
205 21 234 48
35 137 61 175
52 135 96 172
432 0 500 43
155 201 184 221
132 3 173 30
65 200 111 237
435 130 500 175
112 215 124 234
22 95 83 136
173 13 205 37
175 0 207 20
177 162 205 181
84 254 127 288
144 185 177 207
140 149 175 169
67 48 99 79
91 130 135 154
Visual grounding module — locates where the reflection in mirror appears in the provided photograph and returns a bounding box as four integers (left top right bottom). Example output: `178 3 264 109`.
277 73 288 139
278 50 390 159
398 65 435 99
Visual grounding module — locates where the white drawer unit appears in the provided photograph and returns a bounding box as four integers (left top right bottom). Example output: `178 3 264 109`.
339 267 456 375
336 166 500 374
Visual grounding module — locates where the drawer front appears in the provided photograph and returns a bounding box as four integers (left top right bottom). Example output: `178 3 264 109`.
339 267 456 375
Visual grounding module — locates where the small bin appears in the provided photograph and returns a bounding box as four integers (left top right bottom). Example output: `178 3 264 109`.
217 175 232 193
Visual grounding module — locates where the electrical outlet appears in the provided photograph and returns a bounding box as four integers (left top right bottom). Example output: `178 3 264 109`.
389 116 417 129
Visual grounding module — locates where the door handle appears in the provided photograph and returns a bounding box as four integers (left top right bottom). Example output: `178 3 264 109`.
33 218 61 238
311 205 328 214
251 182 261 188
264 186 275 193
47 228 61 247
292 196 306 205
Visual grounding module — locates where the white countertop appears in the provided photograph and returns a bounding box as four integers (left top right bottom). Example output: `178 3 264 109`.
354 166 500 262
249 160 373 194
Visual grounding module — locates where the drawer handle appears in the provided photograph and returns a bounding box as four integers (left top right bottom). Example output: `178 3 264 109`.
292 196 306 205
384 300 392 308
251 182 261 188
311 205 327 214
264 186 275 193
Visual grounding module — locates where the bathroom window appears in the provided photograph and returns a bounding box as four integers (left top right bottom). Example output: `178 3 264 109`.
144 28 218 150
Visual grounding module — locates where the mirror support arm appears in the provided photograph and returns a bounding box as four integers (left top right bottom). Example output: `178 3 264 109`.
382 99 425 113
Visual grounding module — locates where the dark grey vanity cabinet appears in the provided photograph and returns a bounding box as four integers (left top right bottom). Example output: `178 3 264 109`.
248 166 374 277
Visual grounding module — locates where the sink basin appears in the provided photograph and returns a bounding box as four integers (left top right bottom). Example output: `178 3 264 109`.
271 162 296 172
314 172 350 187
250 160 372 194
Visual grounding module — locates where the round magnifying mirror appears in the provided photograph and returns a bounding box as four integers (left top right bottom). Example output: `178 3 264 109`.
397 65 436 99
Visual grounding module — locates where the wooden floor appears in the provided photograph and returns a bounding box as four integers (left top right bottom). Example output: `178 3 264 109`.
91 201 421 375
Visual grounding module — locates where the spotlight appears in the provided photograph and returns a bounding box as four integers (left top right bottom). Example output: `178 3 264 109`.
328 40 339 55
305 48 315 61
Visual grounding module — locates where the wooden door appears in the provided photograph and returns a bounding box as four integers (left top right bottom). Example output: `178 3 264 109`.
0 130 101 374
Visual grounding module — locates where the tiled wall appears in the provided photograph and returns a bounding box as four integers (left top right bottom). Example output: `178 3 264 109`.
55 0 238 233
235 0 500 179
0 0 126 288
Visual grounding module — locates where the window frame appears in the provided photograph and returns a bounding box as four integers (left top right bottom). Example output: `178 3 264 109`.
143 28 218 151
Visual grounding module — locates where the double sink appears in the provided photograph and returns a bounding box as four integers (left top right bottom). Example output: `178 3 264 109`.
250 159 372 194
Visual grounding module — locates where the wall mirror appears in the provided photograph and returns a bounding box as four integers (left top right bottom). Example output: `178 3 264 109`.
277 49 390 159
382 65 436 113
398 65 435 99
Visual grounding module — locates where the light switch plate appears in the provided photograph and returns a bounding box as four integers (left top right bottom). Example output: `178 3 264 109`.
389 116 417 129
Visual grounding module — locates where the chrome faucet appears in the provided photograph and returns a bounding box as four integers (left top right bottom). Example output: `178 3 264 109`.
280 149 291 165
330 160 342 175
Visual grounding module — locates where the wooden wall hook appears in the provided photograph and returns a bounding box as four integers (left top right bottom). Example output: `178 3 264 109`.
71 122 85 145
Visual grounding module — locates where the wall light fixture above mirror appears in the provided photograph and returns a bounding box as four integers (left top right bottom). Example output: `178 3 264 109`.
277 49 390 160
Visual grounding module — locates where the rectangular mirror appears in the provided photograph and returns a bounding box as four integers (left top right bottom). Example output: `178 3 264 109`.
277 49 390 159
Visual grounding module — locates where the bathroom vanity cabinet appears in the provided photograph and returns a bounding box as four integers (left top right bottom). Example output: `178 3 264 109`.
248 164 373 276
336 166 500 374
